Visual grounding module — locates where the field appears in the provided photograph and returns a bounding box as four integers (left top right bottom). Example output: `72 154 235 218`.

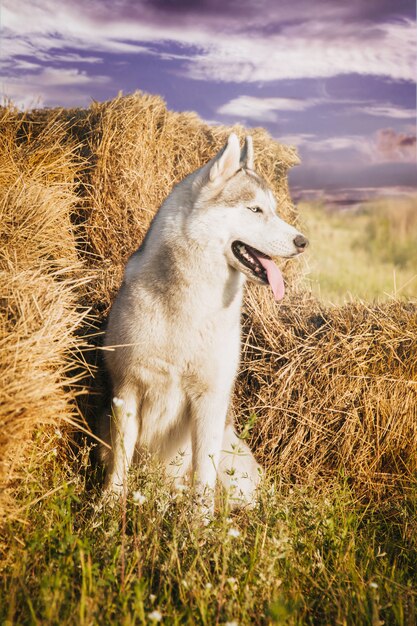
300 198 417 303
1 94 417 625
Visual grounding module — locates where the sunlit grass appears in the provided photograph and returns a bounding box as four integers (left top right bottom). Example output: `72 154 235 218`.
2 438 417 625
299 198 417 304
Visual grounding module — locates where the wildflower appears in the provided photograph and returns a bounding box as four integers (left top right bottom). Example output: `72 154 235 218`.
369 581 379 589
112 396 124 408
228 528 241 538
149 594 156 603
205 582 213 590
148 609 162 622
133 491 146 505
227 577 237 585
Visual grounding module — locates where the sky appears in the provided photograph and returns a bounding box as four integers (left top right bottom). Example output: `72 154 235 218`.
1 0 416 204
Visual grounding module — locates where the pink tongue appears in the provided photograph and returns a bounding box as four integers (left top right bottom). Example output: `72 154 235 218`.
255 255 285 301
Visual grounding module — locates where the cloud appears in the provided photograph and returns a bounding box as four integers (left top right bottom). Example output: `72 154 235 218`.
309 137 369 153
2 67 110 108
2 0 416 90
353 104 417 119
374 128 417 163
280 133 372 158
278 134 316 149
216 94 408 125
184 20 416 83
217 96 313 122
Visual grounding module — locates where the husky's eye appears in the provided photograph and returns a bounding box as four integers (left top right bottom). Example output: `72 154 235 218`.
247 206 263 214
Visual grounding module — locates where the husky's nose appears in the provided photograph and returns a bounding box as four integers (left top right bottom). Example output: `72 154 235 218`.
293 234 309 252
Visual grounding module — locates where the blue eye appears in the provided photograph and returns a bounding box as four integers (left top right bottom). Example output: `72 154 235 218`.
247 206 263 213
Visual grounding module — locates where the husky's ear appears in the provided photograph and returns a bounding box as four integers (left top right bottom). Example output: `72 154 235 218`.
209 133 241 183
240 135 254 170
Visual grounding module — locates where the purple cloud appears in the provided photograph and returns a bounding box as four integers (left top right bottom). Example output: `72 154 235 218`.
375 128 417 163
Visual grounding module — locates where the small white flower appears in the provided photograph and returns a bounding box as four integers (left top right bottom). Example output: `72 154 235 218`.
369 581 379 589
148 609 162 622
133 491 146 505
205 582 213 590
149 594 156 603
52 448 58 457
228 528 241 538
227 577 237 585
112 396 124 408
54 428 62 438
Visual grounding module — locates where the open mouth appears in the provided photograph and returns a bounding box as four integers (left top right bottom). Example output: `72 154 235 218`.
231 241 269 283
231 240 285 301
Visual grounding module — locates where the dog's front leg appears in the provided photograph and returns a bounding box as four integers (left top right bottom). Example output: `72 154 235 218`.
191 391 229 517
105 391 139 496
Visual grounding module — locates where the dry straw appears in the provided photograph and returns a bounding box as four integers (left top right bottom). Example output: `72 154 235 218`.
1 92 416 522
238 290 417 496
0 107 91 522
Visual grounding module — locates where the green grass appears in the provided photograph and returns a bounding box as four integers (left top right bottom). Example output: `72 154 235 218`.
299 198 417 303
2 437 417 625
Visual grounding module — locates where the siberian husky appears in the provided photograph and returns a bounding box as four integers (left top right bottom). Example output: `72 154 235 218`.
101 133 308 513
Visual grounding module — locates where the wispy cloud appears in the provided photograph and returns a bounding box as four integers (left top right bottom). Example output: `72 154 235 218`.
2 67 110 108
217 94 413 125
184 20 416 83
280 133 369 153
353 104 417 120
217 96 314 122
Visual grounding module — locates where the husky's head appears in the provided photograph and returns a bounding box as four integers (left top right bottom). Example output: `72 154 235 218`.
194 133 308 301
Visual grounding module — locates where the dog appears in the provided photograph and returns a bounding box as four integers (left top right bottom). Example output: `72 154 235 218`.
100 133 308 513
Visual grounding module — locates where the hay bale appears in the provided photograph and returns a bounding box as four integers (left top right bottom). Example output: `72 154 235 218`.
0 107 91 521
238 290 417 495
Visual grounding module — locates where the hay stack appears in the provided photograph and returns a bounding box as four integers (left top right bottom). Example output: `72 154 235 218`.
238 290 417 495
0 108 91 521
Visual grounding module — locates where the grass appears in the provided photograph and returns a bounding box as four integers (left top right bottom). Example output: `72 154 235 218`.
300 198 417 303
2 437 417 625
